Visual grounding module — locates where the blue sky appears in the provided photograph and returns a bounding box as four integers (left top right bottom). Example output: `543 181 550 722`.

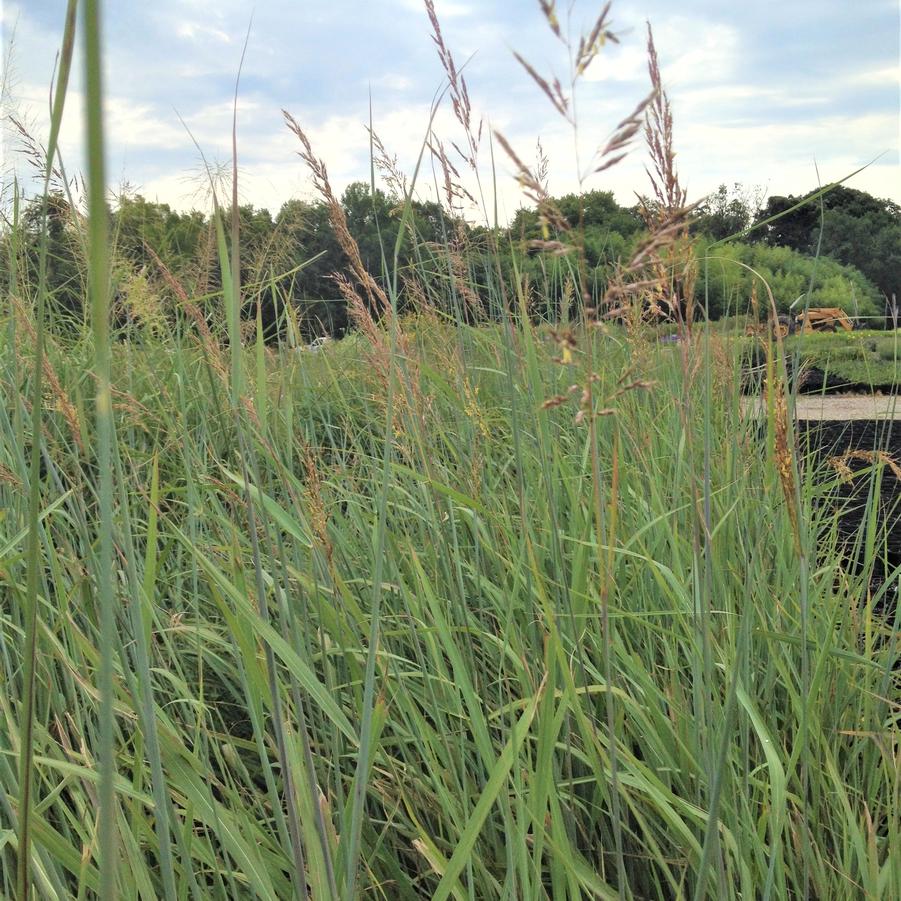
3 0 898 222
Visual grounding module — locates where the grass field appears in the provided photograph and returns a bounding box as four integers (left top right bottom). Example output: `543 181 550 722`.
2 1 899 898
1 309 899 899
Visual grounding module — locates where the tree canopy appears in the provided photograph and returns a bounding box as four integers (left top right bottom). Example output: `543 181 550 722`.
752 185 899 305
4 180 893 339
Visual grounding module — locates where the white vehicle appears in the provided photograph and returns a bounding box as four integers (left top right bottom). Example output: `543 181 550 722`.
294 336 332 353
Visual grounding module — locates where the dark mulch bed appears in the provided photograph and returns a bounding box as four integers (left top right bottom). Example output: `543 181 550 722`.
796 368 897 395
800 419 900 611
743 362 897 396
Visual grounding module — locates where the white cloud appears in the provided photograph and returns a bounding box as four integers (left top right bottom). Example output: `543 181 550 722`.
673 112 899 201
581 42 647 84
10 82 195 153
678 83 831 114
175 21 233 44
397 0 473 19
105 97 188 149
369 73 414 92
848 65 901 86
578 13 741 88
658 19 739 87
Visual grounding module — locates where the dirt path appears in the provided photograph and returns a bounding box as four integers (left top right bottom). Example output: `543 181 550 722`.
744 395 899 420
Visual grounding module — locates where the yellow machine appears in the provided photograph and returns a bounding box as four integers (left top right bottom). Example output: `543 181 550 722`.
794 307 855 333
746 308 856 339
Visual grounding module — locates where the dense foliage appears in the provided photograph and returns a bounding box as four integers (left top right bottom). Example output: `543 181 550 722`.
692 182 763 241
753 185 900 308
5 180 892 340
695 237 884 322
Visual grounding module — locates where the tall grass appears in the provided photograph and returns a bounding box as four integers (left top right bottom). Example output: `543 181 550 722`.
14 3 78 898
2 312 897 898
1 2 898 899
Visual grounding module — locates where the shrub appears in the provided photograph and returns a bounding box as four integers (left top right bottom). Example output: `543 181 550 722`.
693 238 884 323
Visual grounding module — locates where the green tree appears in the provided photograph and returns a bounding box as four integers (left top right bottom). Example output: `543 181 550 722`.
506 189 643 318
693 238 883 321
694 183 763 241
113 193 206 275
275 197 346 336
753 185 899 310
20 192 85 326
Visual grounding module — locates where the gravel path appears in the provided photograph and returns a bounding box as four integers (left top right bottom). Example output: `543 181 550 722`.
744 395 899 420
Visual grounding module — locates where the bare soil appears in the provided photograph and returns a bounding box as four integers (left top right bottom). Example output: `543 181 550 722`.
744 395 899 420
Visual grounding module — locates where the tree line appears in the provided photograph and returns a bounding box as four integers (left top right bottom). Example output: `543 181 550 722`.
5 180 897 340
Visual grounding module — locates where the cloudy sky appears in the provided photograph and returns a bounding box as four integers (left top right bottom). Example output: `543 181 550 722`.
2 0 898 223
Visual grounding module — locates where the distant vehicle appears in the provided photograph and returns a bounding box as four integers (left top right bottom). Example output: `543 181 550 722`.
294 336 333 353
745 308 857 339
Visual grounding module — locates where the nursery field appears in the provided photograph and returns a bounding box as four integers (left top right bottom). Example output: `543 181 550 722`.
782 330 899 392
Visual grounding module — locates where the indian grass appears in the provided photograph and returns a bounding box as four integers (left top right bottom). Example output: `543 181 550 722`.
82 0 118 896
1 310 899 897
2 1 899 899
15 3 78 899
